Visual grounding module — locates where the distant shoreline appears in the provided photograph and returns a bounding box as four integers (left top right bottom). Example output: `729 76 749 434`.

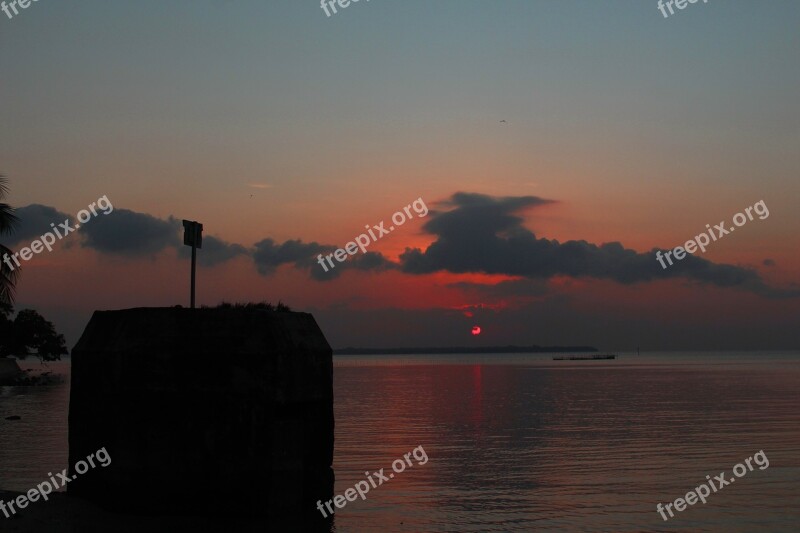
333 345 598 355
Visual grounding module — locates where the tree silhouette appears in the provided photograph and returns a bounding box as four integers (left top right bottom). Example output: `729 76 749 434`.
0 307 68 362
0 175 19 307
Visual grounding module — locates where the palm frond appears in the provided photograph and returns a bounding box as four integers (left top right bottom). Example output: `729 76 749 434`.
0 243 19 307
0 203 18 235
0 176 18 236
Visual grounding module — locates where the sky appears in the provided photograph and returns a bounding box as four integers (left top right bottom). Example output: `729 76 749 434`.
1 0 799 350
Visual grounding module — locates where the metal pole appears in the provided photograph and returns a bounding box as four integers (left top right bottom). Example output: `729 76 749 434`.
191 244 196 308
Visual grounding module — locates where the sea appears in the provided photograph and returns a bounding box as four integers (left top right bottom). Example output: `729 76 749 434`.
1 352 798 532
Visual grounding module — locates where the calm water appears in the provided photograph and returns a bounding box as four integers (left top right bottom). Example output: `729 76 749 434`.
1 353 799 531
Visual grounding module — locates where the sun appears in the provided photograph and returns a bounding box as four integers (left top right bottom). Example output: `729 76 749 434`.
471 326 481 336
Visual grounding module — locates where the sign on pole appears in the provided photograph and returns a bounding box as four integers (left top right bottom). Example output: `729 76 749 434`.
182 220 203 249
182 220 203 308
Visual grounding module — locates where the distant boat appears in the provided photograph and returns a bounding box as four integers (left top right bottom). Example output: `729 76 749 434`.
553 354 616 361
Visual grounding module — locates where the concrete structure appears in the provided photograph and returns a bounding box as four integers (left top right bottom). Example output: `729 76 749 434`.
68 307 334 517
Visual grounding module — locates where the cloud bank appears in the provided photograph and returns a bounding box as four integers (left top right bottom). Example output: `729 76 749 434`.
398 192 797 298
5 193 794 297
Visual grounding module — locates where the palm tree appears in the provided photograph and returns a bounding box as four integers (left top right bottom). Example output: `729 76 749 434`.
0 175 19 307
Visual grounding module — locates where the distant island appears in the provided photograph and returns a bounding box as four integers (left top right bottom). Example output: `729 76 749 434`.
333 345 598 355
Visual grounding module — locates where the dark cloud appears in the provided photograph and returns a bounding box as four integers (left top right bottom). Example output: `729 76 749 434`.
5 204 72 246
253 238 395 280
310 251 397 281
252 238 329 275
400 192 798 299
79 208 247 266
763 259 776 267
351 251 396 272
7 203 396 276
80 210 180 256
13 196 791 298
177 235 248 267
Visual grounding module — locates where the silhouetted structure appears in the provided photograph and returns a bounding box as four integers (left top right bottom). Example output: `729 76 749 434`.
0 358 21 384
68 307 334 518
181 220 203 308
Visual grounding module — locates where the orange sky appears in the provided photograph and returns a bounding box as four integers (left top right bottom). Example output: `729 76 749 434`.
1 1 799 349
